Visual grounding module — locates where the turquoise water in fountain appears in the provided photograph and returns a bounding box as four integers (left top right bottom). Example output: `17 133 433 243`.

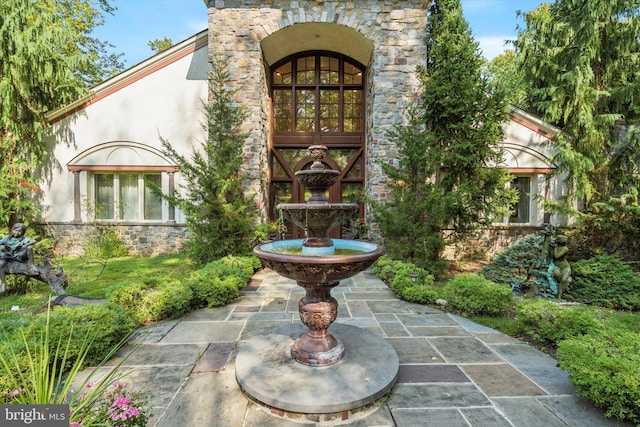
260 239 378 257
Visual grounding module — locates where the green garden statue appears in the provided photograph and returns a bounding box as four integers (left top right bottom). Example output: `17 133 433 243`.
0 223 37 292
549 234 572 298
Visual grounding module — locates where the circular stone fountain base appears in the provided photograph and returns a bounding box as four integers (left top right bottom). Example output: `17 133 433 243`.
235 323 399 414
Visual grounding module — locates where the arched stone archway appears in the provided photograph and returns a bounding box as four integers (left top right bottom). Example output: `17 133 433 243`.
207 1 428 229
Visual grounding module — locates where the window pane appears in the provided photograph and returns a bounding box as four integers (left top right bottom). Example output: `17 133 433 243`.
274 89 292 131
343 89 362 132
95 174 114 219
296 89 315 131
510 177 531 223
319 89 339 132
273 62 292 84
144 174 162 220
119 174 139 220
320 56 339 84
344 61 363 84
296 56 315 84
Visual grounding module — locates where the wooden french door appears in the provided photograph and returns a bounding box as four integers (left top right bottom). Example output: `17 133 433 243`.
270 51 366 238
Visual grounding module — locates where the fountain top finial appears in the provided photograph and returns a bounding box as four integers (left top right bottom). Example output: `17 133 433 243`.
308 145 328 170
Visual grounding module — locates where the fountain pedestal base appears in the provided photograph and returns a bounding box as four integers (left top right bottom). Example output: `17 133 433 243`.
291 331 344 366
292 281 345 366
235 323 399 414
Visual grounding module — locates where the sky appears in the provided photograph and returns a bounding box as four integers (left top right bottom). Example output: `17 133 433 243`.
93 0 545 68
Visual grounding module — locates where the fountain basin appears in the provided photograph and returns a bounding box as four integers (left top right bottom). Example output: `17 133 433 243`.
254 239 383 283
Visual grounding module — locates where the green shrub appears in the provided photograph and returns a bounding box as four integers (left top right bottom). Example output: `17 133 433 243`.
84 226 129 259
442 274 514 316
515 299 602 347
219 255 261 280
188 260 244 308
372 256 432 289
399 285 439 304
108 278 193 324
480 232 549 295
205 276 243 307
557 330 640 425
569 255 640 310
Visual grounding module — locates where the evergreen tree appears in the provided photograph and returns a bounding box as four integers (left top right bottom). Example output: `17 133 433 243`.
0 0 124 227
373 0 514 277
158 58 257 264
484 50 530 111
515 0 640 204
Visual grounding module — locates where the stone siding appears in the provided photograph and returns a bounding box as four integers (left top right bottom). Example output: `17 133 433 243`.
207 0 428 225
43 223 191 257
444 226 547 262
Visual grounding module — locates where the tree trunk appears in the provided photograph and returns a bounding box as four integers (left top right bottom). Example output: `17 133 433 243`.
4 261 67 295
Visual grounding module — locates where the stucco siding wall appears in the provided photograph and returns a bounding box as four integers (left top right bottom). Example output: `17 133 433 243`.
42 47 209 223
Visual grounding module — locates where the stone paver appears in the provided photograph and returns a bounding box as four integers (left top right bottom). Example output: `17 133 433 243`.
82 269 631 426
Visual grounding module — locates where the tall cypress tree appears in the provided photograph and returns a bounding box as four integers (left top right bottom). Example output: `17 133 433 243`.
374 0 514 277
159 57 257 264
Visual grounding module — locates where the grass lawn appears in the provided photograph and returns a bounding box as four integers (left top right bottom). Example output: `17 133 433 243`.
0 254 195 313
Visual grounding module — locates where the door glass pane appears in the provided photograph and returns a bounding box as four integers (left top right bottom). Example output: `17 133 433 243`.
345 153 362 178
119 174 139 220
296 89 315 131
272 157 289 178
95 174 114 219
344 61 363 84
274 183 292 205
273 62 292 84
296 56 315 84
326 149 356 171
341 183 362 236
320 56 339 84
144 174 162 220
319 89 339 132
274 89 292 131
343 89 363 132
510 177 531 223
278 149 309 171
342 183 362 203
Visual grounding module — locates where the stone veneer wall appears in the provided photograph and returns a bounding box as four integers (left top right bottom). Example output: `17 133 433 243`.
207 0 428 225
44 223 191 257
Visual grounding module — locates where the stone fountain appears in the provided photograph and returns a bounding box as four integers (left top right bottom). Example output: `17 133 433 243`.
235 145 399 416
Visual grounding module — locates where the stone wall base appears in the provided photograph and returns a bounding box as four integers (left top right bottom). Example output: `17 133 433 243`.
43 222 191 257
43 222 549 262
444 226 546 262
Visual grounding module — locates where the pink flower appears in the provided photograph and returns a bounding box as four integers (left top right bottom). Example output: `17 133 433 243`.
69 422 80 427
11 387 24 397
124 406 140 417
84 381 95 389
112 381 125 389
112 396 131 408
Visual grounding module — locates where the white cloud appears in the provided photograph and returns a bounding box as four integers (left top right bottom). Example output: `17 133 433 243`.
476 35 514 60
